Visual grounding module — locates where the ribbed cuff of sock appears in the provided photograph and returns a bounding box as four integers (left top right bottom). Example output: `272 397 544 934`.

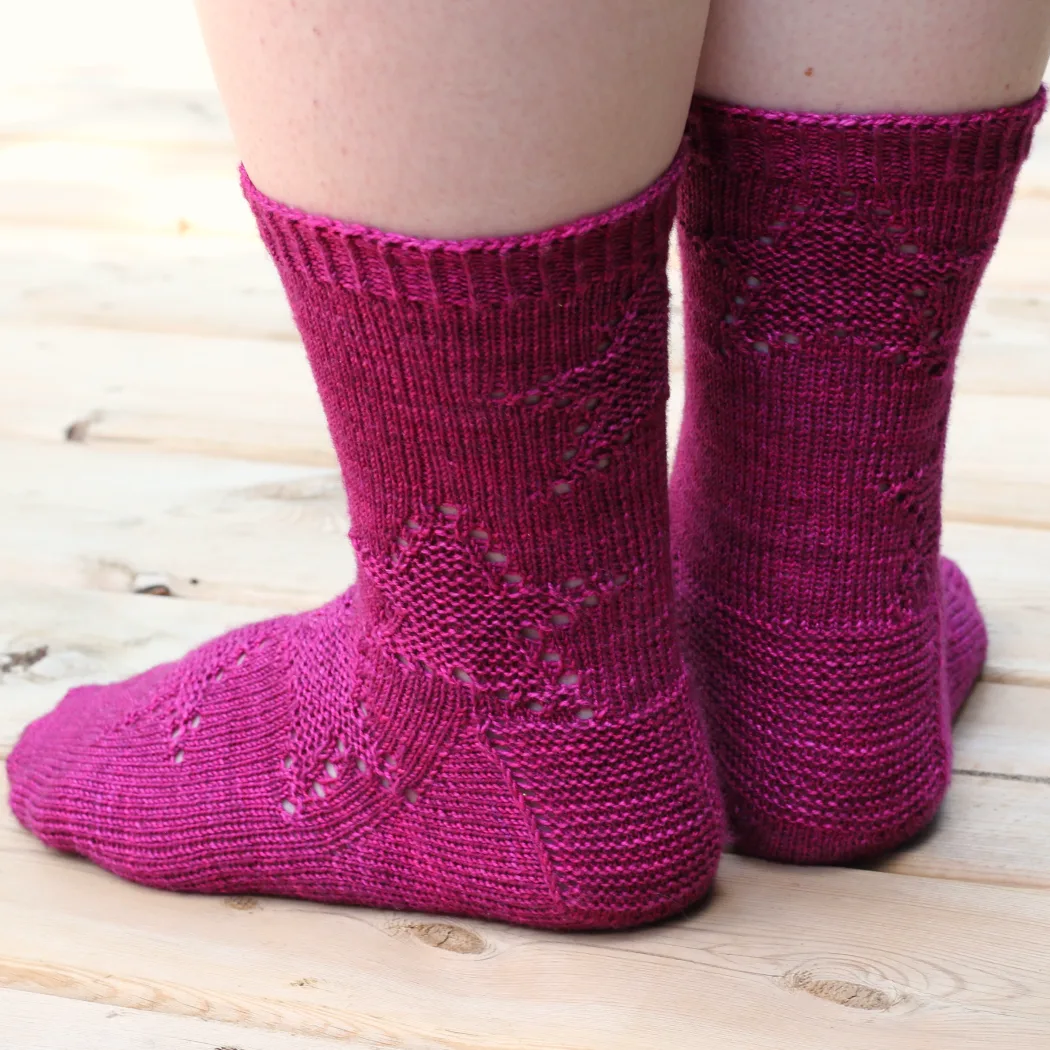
241 148 684 308
688 85 1046 184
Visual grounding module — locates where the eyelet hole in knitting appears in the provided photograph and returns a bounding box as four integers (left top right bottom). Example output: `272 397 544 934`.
724 314 737 324
927 328 941 341
550 612 571 627
503 572 523 587
552 481 572 495
236 652 246 666
520 626 541 642
405 518 421 532
878 480 891 493
734 296 746 306
574 423 589 435
595 455 610 470
527 700 543 713
357 758 367 772
172 727 183 741
336 737 347 754
596 340 611 354
746 276 761 288
911 285 927 299
452 668 473 685
524 392 540 405
214 670 224 683
324 760 338 778
496 687 510 700
585 397 599 411
539 373 554 384
616 432 631 446
380 777 392 789
470 529 489 543
541 651 561 665
752 341 770 354
582 594 599 606
894 352 909 366
313 782 325 798
758 236 773 246
190 714 201 729
613 573 629 586
554 396 571 409
404 788 419 804
558 672 579 686
281 799 296 815
484 550 507 564
576 708 595 722
173 750 185 764
783 333 800 346
565 577 584 591
439 504 460 519
562 448 577 462
282 754 294 769
900 244 919 255
490 391 507 401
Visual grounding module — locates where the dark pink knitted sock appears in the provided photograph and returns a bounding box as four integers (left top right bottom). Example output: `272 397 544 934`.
672 90 1045 863
7 157 725 928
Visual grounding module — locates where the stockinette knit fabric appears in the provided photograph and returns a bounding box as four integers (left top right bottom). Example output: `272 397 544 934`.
7 155 725 929
672 89 1046 863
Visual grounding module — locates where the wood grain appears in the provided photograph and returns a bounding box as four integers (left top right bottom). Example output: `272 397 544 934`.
2 824 1050 1050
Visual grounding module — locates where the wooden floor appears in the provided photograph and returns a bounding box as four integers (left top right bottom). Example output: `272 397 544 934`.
3 6 1050 1048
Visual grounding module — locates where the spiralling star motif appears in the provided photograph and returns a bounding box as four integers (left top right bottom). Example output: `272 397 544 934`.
265 274 670 813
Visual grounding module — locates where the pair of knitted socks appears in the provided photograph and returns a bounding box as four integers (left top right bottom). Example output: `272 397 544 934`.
8 89 1044 928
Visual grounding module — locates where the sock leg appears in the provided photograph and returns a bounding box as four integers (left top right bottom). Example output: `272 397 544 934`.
7 160 725 928
672 91 1045 863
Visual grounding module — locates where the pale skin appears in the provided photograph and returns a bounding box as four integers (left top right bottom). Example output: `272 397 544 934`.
194 0 1050 239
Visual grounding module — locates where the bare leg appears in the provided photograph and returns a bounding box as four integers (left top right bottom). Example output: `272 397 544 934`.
196 0 710 237
696 0 1050 113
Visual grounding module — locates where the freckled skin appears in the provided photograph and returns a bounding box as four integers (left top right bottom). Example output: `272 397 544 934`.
696 0 1050 113
193 0 711 238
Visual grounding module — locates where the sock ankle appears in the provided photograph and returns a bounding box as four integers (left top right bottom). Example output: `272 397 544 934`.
672 89 1046 863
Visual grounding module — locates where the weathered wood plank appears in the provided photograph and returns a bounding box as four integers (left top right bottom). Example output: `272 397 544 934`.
1 813 1049 1050
943 521 1050 687
2 989 354 1050
954 681 1050 778
0 232 295 341
0 439 352 608
877 775 1050 889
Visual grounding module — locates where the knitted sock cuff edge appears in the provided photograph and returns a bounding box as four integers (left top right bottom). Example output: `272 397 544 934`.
687 85 1047 183
242 146 684 308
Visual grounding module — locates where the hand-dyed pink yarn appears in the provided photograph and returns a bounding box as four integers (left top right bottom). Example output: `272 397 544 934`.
672 89 1045 863
8 156 725 929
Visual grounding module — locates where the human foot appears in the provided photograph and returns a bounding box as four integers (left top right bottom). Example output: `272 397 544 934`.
671 92 1044 863
8 161 724 928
